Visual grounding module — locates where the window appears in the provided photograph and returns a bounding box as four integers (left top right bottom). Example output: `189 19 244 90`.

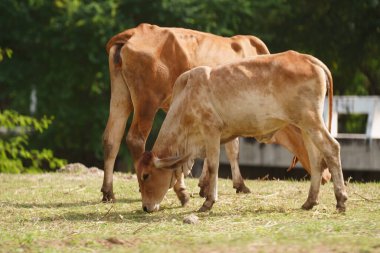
338 113 367 134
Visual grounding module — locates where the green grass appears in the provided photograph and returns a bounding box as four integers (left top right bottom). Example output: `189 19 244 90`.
0 173 379 253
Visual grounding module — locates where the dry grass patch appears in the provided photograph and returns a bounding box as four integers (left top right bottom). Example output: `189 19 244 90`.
0 173 379 253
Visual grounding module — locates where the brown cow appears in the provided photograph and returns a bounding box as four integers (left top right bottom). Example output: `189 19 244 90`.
102 23 266 201
137 51 347 213
102 23 331 203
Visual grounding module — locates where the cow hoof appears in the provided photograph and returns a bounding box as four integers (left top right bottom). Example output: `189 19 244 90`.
198 200 215 212
336 204 346 213
235 184 251 194
174 187 190 207
198 185 209 198
179 192 190 207
336 193 348 212
198 204 211 212
301 201 318 210
199 189 206 198
101 191 115 203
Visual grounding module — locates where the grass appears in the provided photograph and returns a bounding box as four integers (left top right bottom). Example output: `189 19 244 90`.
0 172 379 253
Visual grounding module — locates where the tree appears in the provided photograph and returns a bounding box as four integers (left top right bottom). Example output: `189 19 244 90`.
1 0 378 172
0 1 119 166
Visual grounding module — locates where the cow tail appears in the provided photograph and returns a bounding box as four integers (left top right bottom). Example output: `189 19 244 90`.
107 43 124 69
326 65 333 133
305 56 333 132
113 44 123 67
314 58 333 132
106 30 133 67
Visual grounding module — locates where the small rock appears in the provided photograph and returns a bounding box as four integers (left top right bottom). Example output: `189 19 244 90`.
129 174 137 180
31 217 40 223
58 163 103 174
88 166 103 174
183 214 199 224
58 163 88 174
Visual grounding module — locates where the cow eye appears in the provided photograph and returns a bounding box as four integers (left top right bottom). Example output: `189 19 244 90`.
142 173 149 181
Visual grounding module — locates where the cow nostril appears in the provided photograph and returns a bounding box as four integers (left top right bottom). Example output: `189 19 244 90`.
143 206 148 212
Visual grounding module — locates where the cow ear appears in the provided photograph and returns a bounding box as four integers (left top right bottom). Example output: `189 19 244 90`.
153 154 191 170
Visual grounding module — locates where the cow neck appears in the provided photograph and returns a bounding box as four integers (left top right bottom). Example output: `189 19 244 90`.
153 127 187 158
153 103 189 159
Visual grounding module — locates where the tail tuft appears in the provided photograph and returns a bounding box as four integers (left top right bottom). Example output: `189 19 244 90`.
113 44 123 66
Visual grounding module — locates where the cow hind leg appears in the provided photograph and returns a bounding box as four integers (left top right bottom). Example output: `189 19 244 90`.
301 132 323 210
102 113 130 202
101 54 132 202
306 126 348 212
272 125 331 184
225 138 250 194
198 160 210 198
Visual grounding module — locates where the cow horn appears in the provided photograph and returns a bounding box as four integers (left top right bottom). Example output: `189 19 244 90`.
153 154 191 169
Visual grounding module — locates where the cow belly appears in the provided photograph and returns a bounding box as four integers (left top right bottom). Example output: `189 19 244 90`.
220 118 286 143
217 93 288 139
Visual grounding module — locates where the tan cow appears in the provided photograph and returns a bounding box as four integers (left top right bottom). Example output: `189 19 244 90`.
137 51 347 213
102 23 331 203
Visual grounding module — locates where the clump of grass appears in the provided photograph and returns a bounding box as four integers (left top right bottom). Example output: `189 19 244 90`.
0 173 379 252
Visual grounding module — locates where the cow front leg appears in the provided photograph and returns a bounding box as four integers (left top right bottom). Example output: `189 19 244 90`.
225 138 250 194
126 102 160 167
174 171 190 206
301 133 323 210
198 159 210 198
199 139 220 212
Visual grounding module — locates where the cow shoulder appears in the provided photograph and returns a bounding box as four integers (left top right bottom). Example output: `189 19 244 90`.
187 66 223 130
172 66 211 103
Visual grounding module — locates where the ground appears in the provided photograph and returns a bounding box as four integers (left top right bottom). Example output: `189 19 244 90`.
0 172 379 253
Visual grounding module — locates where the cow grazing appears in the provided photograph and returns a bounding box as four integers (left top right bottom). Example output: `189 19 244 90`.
102 23 266 202
137 51 347 213
102 23 331 204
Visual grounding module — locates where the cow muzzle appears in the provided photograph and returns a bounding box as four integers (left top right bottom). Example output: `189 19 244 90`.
142 203 160 213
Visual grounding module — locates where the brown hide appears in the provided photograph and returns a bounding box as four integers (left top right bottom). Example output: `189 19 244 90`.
101 23 331 202
138 51 346 213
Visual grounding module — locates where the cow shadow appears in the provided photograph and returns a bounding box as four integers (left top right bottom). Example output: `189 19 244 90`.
30 207 199 225
9 194 305 224
4 197 140 209
31 203 301 224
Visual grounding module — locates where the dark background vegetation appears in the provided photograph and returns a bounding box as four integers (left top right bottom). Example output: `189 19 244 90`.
1 0 379 171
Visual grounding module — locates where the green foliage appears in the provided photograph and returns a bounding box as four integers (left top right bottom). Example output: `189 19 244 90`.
338 113 368 134
0 0 379 169
0 110 66 173
0 47 12 62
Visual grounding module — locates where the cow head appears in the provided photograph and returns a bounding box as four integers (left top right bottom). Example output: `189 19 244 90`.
137 151 190 212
